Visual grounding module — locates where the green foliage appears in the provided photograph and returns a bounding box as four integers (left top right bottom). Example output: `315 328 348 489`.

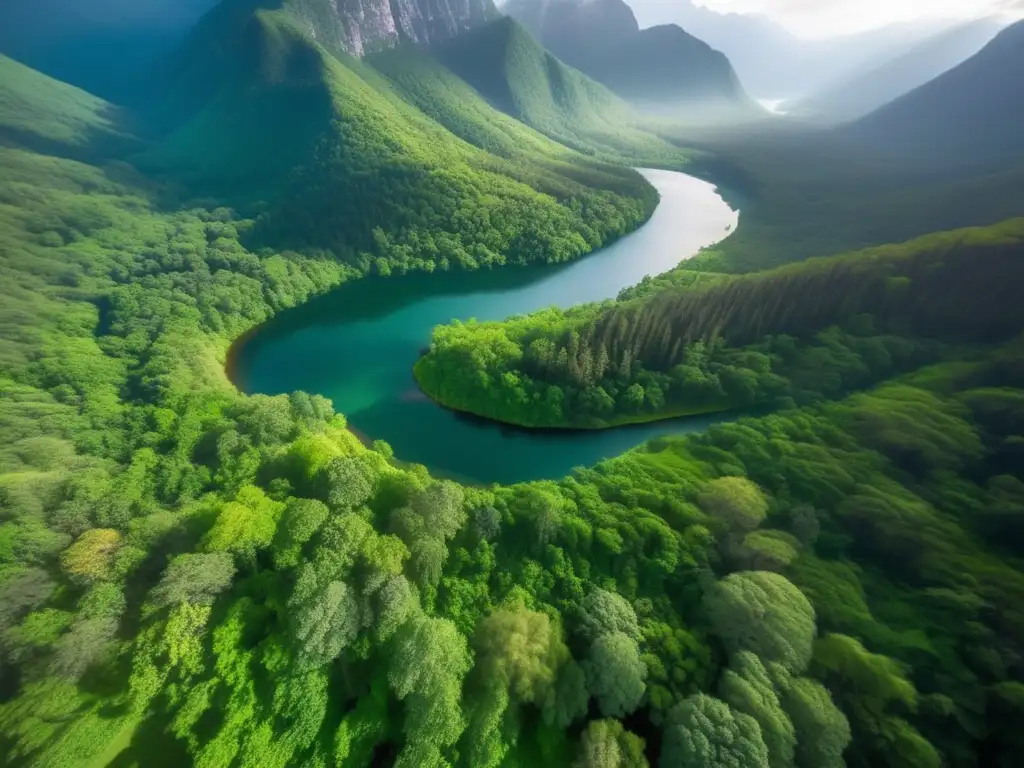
704 572 817 673
151 552 236 607
584 631 647 718
60 529 121 585
720 652 796 768
660 694 770 768
770 668 851 768
697 476 769 536
577 588 641 642
577 719 649 768
201 486 284 567
416 218 1024 428
390 613 472 765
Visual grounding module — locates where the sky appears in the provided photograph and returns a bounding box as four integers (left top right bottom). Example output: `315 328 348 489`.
690 0 1024 37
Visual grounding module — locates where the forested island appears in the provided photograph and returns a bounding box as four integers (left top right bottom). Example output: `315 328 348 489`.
1 1 1023 768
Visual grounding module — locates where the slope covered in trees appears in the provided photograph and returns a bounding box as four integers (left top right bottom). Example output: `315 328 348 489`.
410 16 684 160
415 219 1024 427
136 2 661 273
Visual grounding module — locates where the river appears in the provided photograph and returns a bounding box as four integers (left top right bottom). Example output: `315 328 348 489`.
230 169 739 484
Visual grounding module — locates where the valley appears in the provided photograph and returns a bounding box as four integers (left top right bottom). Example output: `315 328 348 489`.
0 2 1023 768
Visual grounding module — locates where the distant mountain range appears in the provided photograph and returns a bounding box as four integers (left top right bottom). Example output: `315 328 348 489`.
797 18 1006 123
626 0 956 100
845 20 1024 171
501 0 754 117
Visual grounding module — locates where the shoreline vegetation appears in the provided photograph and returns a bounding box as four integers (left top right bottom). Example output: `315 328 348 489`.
414 218 1024 431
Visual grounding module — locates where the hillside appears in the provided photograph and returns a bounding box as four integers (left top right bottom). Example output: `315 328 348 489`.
798 18 1005 123
405 16 681 160
136 2 661 264
503 0 753 117
416 217 1024 427
0 55 136 158
846 20 1024 170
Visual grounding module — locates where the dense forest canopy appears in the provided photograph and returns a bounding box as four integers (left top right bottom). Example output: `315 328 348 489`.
0 1 1023 767
414 219 1024 427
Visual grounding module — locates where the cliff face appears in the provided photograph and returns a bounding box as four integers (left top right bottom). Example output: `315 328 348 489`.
287 0 498 56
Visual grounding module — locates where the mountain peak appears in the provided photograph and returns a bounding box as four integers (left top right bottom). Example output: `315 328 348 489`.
502 0 752 115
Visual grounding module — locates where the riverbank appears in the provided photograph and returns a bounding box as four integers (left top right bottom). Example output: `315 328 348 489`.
229 169 740 483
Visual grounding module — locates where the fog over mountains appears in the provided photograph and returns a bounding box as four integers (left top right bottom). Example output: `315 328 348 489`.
798 17 1006 122
623 0 983 99
502 0 753 116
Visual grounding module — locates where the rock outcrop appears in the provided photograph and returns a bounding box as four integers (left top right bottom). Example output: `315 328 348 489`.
287 0 498 56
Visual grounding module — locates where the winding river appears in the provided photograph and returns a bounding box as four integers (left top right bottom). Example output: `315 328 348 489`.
230 170 739 484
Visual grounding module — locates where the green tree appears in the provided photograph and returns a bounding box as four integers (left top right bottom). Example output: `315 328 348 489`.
660 694 769 768
371 574 418 642
273 498 329 569
704 571 816 673
472 506 502 542
697 477 769 535
151 552 236 607
584 631 647 718
719 652 795 768
543 658 589 728
738 531 801 572
60 529 121 585
770 665 851 768
389 613 471 765
577 719 648 768
320 456 374 510
578 588 641 642
289 565 360 667
474 605 569 705
50 617 118 680
201 486 283 567
410 481 466 541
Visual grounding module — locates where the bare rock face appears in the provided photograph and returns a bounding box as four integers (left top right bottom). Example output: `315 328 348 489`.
288 0 497 56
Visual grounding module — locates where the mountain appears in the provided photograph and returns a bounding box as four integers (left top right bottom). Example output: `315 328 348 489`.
136 0 668 264
395 16 678 159
625 0 954 100
501 0 752 117
846 20 1024 171
797 18 1006 123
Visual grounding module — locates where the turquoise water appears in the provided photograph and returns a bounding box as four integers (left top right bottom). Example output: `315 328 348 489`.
231 169 739 484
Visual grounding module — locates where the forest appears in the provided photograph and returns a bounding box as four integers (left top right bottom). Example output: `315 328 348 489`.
414 219 1024 427
1 2 1023 768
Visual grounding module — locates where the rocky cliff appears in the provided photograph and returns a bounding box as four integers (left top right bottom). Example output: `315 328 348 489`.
286 0 497 57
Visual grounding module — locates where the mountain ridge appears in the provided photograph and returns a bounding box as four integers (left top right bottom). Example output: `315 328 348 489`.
797 17 1006 123
502 0 754 116
846 20 1024 170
